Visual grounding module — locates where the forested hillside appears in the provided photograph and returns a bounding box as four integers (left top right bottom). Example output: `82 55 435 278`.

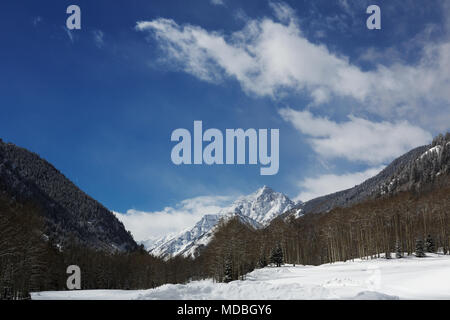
286 133 450 216
0 139 137 252
0 195 199 299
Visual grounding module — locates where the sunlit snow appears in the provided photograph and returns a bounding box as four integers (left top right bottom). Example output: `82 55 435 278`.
32 254 450 300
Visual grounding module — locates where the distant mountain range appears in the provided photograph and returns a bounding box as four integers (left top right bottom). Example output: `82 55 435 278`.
148 133 450 259
0 139 137 252
283 132 450 218
147 186 295 258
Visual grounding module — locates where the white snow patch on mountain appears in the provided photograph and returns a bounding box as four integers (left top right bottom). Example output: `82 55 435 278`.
420 145 442 159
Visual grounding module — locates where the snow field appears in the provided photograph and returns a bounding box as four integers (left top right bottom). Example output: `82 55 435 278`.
32 253 450 300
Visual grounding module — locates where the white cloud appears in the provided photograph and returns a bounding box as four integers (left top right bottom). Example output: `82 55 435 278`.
114 195 233 242
269 1 296 23
279 108 432 165
136 2 450 131
32 16 42 27
296 166 385 202
92 30 104 48
64 27 74 43
210 0 225 6
136 18 257 84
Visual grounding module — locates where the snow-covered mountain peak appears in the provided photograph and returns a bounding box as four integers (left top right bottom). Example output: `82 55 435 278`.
256 185 272 195
219 186 294 226
148 186 294 258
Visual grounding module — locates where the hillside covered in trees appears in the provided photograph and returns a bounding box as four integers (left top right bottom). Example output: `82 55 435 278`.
286 133 450 216
0 196 199 299
0 139 137 252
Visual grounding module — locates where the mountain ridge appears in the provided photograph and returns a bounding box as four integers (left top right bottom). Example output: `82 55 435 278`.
283 132 450 218
0 139 137 252
148 186 294 258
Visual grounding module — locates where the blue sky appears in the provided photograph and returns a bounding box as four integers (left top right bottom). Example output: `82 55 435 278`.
1 1 449 240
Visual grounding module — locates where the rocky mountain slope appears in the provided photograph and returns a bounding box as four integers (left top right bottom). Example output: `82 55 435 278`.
284 133 450 217
148 186 294 258
0 139 137 252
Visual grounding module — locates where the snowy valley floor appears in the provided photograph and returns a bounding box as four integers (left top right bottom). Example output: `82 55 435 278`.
32 254 450 300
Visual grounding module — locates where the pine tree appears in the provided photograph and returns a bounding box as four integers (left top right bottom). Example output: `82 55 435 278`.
395 239 403 259
425 234 436 253
270 244 283 267
257 255 267 269
415 238 426 258
223 257 233 283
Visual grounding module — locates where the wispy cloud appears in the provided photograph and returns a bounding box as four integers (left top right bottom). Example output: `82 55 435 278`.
64 27 74 43
210 0 225 6
136 1 450 131
295 166 385 202
92 30 105 48
279 108 432 165
32 16 42 27
269 1 296 23
114 195 234 241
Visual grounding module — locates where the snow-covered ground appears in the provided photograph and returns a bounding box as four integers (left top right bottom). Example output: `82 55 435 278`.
31 254 450 300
